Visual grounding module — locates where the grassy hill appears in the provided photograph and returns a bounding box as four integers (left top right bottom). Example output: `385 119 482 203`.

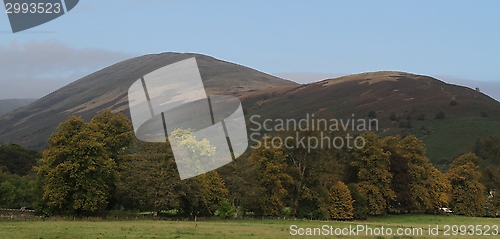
242 71 500 164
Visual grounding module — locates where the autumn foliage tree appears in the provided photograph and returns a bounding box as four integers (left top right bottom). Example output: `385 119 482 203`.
196 171 229 215
37 111 134 215
250 137 293 217
323 181 353 220
382 135 450 213
347 132 394 215
31 109 492 219
88 110 135 164
118 129 229 217
117 141 180 214
37 116 113 215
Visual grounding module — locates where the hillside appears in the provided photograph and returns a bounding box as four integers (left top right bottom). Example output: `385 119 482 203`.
0 99 37 117
242 71 500 164
1 55 500 164
0 53 296 148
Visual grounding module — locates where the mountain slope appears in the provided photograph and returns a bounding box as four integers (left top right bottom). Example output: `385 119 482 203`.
244 71 500 118
0 99 37 117
242 71 500 164
0 52 296 148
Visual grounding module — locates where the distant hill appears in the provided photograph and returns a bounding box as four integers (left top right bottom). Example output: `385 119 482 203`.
0 53 296 148
0 99 36 117
242 71 500 164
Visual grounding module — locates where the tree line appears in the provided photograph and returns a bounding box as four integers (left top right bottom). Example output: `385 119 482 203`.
0 110 499 219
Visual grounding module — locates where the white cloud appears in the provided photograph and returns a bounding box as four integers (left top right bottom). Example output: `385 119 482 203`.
0 40 132 99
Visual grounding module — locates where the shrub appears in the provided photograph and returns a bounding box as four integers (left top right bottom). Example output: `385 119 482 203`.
282 207 292 218
398 120 412 129
214 201 236 219
416 114 425 121
368 110 377 119
481 111 488 118
389 113 397 121
435 111 446 119
450 100 458 106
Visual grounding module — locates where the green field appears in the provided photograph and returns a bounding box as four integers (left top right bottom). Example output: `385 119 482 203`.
1 215 499 239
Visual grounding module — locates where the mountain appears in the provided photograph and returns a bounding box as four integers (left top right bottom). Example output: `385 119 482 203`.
1 54 500 164
242 71 500 164
0 53 296 148
0 99 37 117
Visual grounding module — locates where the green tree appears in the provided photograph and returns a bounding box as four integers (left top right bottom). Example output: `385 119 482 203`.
0 144 40 176
214 200 236 219
478 135 500 216
447 153 486 217
0 180 16 207
0 171 37 209
481 134 500 165
347 183 369 220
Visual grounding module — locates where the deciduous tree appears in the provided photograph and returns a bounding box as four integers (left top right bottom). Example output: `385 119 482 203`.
348 132 394 215
383 135 450 213
37 116 115 215
249 136 293 216
447 153 486 217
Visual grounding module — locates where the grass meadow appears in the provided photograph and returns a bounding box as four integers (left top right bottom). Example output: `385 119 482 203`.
1 214 499 239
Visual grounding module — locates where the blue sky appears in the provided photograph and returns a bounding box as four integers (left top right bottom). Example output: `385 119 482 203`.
0 0 499 100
